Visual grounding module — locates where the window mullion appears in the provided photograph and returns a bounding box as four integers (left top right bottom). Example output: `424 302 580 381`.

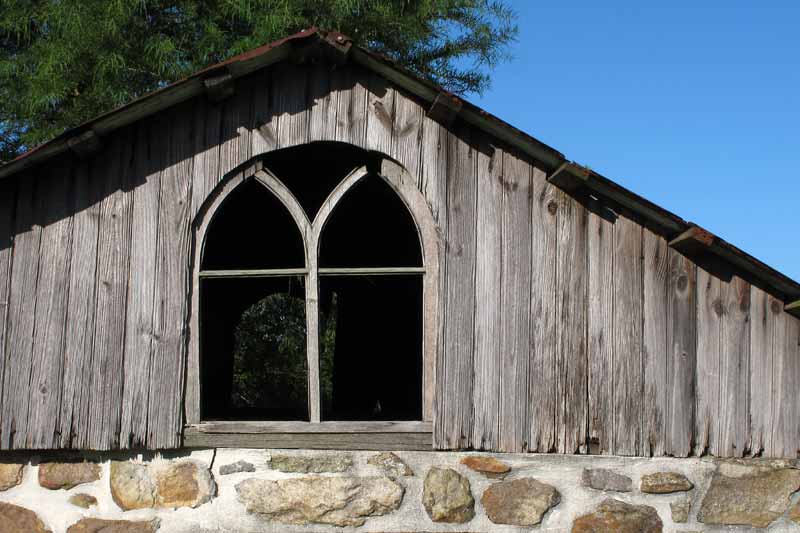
306 237 321 423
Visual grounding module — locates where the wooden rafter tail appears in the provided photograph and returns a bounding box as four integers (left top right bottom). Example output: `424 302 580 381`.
67 130 101 158
203 72 235 103
668 225 716 254
785 299 800 318
427 92 462 127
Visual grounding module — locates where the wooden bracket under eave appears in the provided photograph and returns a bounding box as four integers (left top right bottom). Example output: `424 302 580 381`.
67 130 101 158
669 225 716 254
786 299 800 316
204 72 235 104
427 92 462 126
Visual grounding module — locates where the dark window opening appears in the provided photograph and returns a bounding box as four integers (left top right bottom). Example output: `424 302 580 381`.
261 142 370 220
202 178 305 270
320 174 422 267
319 275 423 421
201 276 307 420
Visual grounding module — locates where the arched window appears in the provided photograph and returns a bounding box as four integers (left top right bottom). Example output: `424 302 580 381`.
187 143 439 439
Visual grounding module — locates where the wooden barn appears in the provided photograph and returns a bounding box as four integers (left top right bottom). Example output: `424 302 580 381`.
0 28 798 459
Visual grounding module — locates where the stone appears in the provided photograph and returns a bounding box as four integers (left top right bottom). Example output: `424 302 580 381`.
111 461 156 510
0 502 50 533
269 453 352 473
582 468 632 492
790 500 800 524
219 460 255 475
38 461 101 490
153 460 215 509
460 456 510 478
481 477 560 526
66 518 159 533
0 463 24 491
670 498 691 523
697 462 800 528
422 467 474 523
236 475 403 527
368 452 413 477
69 493 98 509
640 471 693 493
572 499 662 533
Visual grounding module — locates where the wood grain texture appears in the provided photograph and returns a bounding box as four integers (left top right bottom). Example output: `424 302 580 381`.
554 191 588 454
587 210 614 455
272 63 309 150
365 72 395 155
718 276 750 457
498 150 532 453
218 76 254 177
183 428 432 450
642 229 669 456
748 287 775 456
527 172 559 453
665 250 696 457
695 267 721 456
189 420 431 434
612 217 643 456
59 161 101 448
88 130 135 449
1 175 41 448
119 120 162 447
332 65 368 146
147 107 195 448
471 143 502 450
27 166 74 448
436 126 477 449
771 310 800 458
0 179 15 445
390 89 424 180
308 64 338 143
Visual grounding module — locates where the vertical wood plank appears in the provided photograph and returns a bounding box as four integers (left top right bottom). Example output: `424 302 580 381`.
88 130 135 449
119 120 163 447
695 267 721 456
554 192 588 454
665 250 696 457
527 172 558 453
1 176 41 448
59 161 101 448
642 229 669 456
0 179 16 445
190 98 224 221
771 311 799 458
471 143 502 450
748 287 775 456
498 151 532 453
218 78 254 177
147 107 195 448
307 64 338 143
272 63 309 150
612 217 644 456
587 210 614 455
333 66 368 147
250 69 277 156
718 277 750 456
390 90 424 179
436 126 477 449
365 72 395 155
28 166 74 448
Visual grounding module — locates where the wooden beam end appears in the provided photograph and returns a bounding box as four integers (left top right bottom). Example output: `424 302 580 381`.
203 72 235 103
427 92 462 126
669 225 715 253
785 299 800 313
67 130 101 158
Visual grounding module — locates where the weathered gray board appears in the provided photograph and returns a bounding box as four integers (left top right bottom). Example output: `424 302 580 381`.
0 62 798 456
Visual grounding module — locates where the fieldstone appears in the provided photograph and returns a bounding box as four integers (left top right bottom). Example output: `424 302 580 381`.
572 499 662 533
153 460 216 509
111 461 156 510
481 477 560 526
236 475 403 527
640 471 693 493
69 493 98 509
460 456 510 478
66 518 159 533
368 452 413 477
671 498 691 523
789 500 800 524
697 462 800 527
422 467 474 523
0 463 24 491
269 453 352 473
0 502 50 533
582 468 632 492
38 461 101 490
219 460 255 475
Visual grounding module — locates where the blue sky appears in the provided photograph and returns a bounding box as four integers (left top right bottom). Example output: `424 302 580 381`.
466 1 800 282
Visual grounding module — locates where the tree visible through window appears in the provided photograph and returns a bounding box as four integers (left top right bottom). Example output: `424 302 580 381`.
199 143 424 422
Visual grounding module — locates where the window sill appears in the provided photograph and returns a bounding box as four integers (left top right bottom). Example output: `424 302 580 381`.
183 421 433 450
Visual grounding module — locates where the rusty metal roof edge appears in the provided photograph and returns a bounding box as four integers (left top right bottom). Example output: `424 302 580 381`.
1 28 799 310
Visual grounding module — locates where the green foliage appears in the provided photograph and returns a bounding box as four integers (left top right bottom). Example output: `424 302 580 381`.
0 0 517 162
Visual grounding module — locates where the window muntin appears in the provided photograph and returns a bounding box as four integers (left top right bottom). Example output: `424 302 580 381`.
197 150 426 424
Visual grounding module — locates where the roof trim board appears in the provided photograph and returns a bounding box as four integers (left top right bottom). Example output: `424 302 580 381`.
1 28 799 316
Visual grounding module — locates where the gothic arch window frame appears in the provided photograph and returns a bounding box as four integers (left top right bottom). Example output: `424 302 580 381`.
184 156 439 447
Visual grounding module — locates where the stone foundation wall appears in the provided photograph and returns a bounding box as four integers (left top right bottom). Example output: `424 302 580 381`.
1 449 799 532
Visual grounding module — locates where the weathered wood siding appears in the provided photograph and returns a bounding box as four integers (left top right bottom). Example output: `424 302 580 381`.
0 63 798 455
